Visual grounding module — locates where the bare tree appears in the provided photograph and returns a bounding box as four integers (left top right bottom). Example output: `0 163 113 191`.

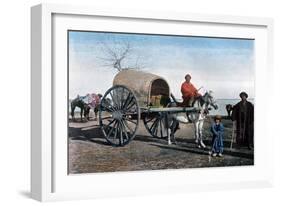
98 37 145 72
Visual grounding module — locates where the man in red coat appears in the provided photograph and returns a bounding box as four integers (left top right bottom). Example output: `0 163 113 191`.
181 74 201 107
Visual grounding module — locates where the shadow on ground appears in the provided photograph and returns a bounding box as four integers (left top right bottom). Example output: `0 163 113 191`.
68 123 111 146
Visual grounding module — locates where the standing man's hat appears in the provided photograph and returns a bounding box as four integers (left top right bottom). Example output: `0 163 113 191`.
239 92 248 98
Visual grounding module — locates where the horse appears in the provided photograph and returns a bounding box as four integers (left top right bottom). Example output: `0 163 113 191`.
70 97 91 122
70 93 104 122
168 91 218 148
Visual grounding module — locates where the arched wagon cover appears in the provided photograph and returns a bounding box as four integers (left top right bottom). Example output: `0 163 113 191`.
113 69 170 107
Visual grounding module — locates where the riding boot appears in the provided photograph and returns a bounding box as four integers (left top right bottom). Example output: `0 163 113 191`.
188 97 194 107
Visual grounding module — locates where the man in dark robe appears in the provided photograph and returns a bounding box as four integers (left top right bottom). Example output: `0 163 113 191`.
232 92 254 150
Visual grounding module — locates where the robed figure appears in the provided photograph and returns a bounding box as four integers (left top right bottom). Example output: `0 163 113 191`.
232 92 254 149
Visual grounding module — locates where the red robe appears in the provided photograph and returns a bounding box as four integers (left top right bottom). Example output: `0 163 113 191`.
181 82 198 99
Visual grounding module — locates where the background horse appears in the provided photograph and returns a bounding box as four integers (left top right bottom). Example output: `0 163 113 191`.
71 93 103 122
70 97 91 121
169 91 218 148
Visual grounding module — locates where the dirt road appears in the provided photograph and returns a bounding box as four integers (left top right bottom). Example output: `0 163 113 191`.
68 117 254 174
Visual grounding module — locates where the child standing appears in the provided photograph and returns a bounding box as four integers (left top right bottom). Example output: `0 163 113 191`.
210 115 224 157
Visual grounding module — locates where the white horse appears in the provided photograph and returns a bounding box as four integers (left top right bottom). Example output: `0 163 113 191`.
168 91 218 148
189 91 218 148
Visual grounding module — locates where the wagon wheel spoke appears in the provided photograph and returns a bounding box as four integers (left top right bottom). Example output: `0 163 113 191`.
101 103 115 112
126 100 137 110
149 117 158 131
109 91 119 110
152 120 159 136
124 117 138 125
145 116 155 124
126 97 138 111
101 115 112 120
122 112 137 116
113 122 119 140
159 118 164 138
112 88 119 109
121 93 130 109
100 96 117 113
106 120 118 138
120 120 129 140
122 93 135 110
105 118 116 128
122 119 134 133
115 87 123 110
118 122 124 145
151 118 160 136
120 87 125 110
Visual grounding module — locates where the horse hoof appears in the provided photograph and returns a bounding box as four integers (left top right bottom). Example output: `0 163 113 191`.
200 143 206 149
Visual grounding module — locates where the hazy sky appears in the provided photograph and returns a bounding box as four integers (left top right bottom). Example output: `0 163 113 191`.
68 31 254 99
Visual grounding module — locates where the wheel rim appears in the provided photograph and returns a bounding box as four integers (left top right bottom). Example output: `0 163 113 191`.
99 85 140 146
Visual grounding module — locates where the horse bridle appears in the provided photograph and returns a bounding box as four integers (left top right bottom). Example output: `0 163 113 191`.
201 92 217 113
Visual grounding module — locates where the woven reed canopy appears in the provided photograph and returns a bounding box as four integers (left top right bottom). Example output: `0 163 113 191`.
113 69 170 107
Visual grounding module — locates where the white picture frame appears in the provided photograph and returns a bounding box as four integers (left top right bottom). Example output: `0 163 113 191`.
31 3 274 202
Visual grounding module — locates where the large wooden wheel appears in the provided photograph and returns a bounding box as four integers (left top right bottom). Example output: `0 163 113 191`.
99 85 140 146
143 112 179 139
143 112 169 139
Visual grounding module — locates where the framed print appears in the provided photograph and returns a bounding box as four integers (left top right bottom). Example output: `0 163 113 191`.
31 3 274 201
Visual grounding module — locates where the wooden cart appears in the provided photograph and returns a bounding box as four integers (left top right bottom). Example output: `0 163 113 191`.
99 69 197 146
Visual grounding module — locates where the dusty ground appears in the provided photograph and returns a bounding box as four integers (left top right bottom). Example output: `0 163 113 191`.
68 116 254 174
